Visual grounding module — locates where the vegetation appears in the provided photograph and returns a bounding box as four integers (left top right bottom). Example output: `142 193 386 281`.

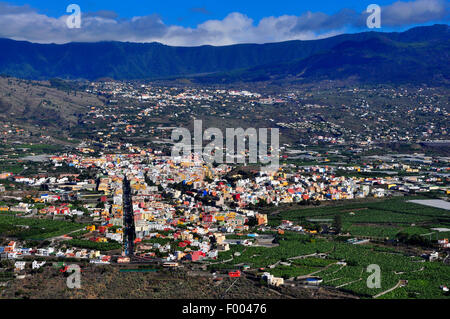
0 215 84 240
269 197 450 240
65 239 122 251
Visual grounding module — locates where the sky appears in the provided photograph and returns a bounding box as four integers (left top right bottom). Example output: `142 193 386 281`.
0 0 449 46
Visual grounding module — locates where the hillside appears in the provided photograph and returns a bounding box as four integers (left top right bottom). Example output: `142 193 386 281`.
0 24 448 84
0 77 103 132
197 32 450 85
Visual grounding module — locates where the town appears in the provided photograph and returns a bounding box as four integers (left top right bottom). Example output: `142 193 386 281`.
0 78 449 299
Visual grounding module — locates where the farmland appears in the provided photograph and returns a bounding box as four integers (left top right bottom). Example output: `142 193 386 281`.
208 233 335 271
269 197 450 240
208 196 450 299
65 239 122 252
0 214 84 240
211 234 449 299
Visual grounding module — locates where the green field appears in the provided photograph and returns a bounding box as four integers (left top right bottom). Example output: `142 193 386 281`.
269 197 450 240
208 233 335 271
0 163 24 174
211 197 450 299
65 239 122 251
211 233 449 298
0 215 84 240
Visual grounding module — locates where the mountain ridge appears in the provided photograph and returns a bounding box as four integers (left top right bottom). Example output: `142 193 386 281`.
0 24 448 84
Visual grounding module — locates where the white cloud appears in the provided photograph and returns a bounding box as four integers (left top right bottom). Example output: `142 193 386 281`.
382 0 449 26
0 0 447 46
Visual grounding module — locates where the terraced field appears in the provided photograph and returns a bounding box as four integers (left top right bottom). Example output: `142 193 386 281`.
212 196 450 299
270 197 450 240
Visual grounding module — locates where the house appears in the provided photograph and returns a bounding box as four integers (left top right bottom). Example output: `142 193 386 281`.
202 214 214 223
40 194 61 203
261 272 284 287
117 256 130 263
281 220 293 228
207 250 218 259
20 248 32 255
2 251 18 259
217 243 229 251
162 262 179 268
7 241 16 250
269 277 284 287
36 248 54 256
174 251 185 260
255 213 268 225
438 239 450 248
106 232 122 242
14 261 26 272
303 277 323 286
186 251 205 262
89 250 101 259
422 251 439 261
10 203 31 213
213 233 226 245
101 255 111 263
0 172 12 179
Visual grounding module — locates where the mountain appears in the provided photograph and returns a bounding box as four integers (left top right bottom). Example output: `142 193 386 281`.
0 33 381 80
198 29 450 85
0 24 448 84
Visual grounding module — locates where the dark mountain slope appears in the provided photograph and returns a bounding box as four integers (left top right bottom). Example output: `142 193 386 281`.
194 26 450 85
0 24 448 84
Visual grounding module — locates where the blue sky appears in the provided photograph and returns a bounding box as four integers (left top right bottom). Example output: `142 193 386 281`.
6 0 400 27
1 0 449 45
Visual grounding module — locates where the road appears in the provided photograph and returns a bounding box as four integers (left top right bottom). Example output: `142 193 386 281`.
122 177 136 257
373 280 407 298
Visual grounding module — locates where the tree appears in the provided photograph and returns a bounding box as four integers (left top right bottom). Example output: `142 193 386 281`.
333 214 342 234
246 217 258 227
396 232 409 243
